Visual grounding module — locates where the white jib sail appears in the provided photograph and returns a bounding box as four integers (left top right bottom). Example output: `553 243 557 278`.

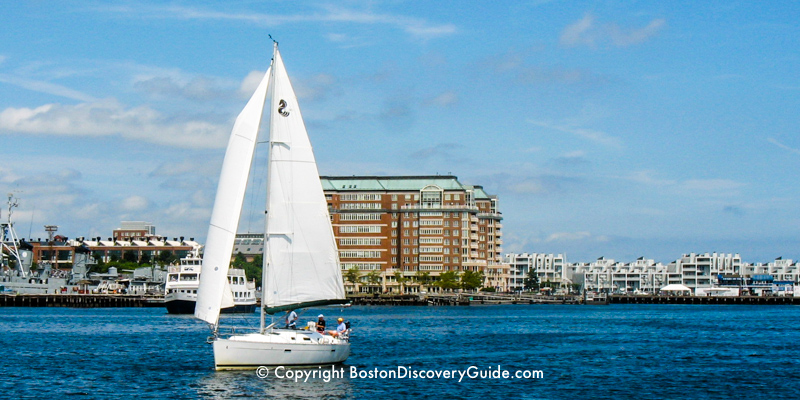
263 47 345 312
195 65 272 325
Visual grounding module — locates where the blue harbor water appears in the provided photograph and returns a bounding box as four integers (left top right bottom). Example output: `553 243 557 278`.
2 304 800 399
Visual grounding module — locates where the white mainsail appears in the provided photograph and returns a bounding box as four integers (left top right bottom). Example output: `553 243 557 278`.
195 65 272 325
263 47 346 314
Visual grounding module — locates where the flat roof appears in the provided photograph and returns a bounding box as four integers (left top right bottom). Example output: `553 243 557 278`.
321 175 492 195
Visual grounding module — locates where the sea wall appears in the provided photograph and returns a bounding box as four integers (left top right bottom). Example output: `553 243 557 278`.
0 294 165 308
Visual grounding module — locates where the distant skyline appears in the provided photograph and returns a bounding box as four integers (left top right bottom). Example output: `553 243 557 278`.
2 1 799 263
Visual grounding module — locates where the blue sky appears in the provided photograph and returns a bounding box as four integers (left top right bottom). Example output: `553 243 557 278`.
2 1 799 264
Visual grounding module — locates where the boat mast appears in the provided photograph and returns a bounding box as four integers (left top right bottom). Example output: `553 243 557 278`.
260 41 279 334
1 193 25 277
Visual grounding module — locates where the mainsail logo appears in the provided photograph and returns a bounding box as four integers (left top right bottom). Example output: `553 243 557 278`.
278 99 290 117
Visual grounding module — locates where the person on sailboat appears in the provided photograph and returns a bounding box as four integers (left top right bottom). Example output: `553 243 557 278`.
285 310 298 329
316 314 326 334
329 317 348 338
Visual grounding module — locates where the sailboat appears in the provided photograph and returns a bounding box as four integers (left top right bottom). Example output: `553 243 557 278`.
194 42 350 370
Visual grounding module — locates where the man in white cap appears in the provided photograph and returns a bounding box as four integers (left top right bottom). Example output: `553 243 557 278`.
316 314 326 333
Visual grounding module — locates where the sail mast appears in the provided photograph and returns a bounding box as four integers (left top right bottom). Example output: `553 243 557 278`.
261 41 278 334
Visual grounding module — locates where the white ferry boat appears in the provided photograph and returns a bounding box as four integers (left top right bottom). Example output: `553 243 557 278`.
165 257 257 314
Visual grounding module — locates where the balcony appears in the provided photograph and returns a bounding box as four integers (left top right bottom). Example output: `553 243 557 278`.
477 212 502 220
400 204 478 212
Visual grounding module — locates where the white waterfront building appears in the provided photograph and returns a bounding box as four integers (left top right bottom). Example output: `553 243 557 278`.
566 257 680 294
668 252 744 290
504 251 799 295
744 258 800 283
504 253 569 291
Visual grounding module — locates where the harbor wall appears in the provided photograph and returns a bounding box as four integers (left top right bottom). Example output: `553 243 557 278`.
4 293 799 308
608 295 800 305
0 294 165 308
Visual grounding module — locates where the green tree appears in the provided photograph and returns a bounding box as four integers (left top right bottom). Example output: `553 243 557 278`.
232 252 247 268
394 271 410 294
344 267 361 293
139 252 152 265
366 270 382 293
460 270 484 291
158 250 179 265
232 252 262 288
414 270 431 291
246 254 263 288
122 250 138 263
436 271 460 291
523 266 540 291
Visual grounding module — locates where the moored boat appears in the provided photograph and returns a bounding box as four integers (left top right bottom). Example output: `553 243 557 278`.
165 256 257 314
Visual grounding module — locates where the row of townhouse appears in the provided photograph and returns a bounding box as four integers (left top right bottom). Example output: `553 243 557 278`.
505 252 800 294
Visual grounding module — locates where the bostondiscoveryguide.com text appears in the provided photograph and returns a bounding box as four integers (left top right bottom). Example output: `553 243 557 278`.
255 365 544 383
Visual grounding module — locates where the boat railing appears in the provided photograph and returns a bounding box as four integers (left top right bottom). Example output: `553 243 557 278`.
213 325 259 341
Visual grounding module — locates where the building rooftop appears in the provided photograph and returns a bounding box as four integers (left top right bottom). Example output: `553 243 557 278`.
321 175 488 194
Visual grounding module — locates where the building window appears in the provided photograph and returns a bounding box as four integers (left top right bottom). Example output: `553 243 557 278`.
420 185 442 208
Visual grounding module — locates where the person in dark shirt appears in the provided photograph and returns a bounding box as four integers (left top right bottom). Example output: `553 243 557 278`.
316 314 326 333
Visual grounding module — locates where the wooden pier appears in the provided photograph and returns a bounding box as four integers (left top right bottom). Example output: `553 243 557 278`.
0 294 165 308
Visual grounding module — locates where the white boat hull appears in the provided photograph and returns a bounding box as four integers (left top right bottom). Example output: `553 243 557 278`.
213 329 350 370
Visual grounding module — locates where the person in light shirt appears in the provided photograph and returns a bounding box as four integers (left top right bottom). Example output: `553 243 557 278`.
329 317 347 337
285 310 298 329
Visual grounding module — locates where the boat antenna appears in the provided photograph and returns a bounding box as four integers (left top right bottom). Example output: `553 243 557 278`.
268 34 277 45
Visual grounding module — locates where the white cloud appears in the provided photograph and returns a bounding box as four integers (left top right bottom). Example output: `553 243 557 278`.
133 75 232 101
0 167 22 183
326 33 348 43
410 143 465 161
560 14 595 47
624 170 676 187
510 181 547 194
239 70 266 98
487 50 608 87
546 231 609 242
428 91 458 107
562 150 586 159
681 179 745 193
121 195 149 211
560 14 666 48
768 138 800 156
0 99 229 149
294 73 339 102
104 4 457 40
528 119 621 148
621 171 745 197
0 73 97 102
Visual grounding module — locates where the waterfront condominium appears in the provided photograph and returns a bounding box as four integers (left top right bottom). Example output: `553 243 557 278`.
321 175 510 293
